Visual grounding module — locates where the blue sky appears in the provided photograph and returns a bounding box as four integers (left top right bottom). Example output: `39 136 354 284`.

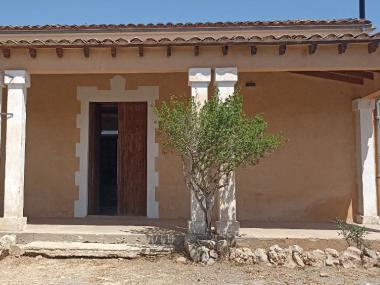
1 0 379 30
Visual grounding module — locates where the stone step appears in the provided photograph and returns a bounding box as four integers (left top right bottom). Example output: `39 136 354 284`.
4 232 184 250
21 241 174 259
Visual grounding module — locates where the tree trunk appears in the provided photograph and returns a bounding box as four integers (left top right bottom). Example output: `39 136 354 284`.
204 195 215 239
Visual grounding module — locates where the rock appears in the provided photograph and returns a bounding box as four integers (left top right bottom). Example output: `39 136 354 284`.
232 247 256 264
362 256 378 268
363 248 377 259
319 272 329 278
198 240 216 250
216 240 229 258
200 246 210 263
206 258 215 266
303 250 326 267
175 256 188 264
185 242 201 262
254 248 269 264
209 249 218 259
292 252 305 267
9 245 24 257
0 235 17 250
289 245 304 267
268 245 288 266
325 248 339 267
0 248 9 260
339 247 362 268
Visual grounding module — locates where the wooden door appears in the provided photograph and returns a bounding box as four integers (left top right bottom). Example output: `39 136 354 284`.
117 102 147 216
88 103 101 215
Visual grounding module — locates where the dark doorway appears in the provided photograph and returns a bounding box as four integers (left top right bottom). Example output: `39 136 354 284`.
88 102 147 216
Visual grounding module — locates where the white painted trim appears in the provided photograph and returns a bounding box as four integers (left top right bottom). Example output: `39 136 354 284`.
187 68 211 234
75 75 159 218
214 67 240 235
352 98 379 224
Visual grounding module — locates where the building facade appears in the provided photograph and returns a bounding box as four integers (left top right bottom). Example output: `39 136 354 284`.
0 19 379 233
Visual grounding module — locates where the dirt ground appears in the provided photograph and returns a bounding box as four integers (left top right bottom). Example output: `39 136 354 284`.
0 255 379 285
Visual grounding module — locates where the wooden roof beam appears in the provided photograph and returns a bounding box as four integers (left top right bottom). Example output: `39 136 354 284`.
291 71 364 85
338 43 348 54
332 70 374 80
194 46 199 56
308 43 318 55
29 48 37 58
2 48 10 58
56 48 63 58
83 46 90 58
111 47 117 58
138 46 144 57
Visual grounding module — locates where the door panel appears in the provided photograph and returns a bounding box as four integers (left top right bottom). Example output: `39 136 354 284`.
88 103 100 215
117 102 147 216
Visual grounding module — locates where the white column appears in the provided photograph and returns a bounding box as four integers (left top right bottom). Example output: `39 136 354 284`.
187 68 211 235
352 98 379 224
214 67 240 235
0 70 30 231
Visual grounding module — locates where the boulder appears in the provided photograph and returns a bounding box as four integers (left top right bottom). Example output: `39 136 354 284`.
268 245 288 266
254 248 269 264
0 235 17 250
232 247 256 264
303 249 326 267
363 248 377 259
184 242 201 262
325 248 339 267
289 245 304 267
209 249 218 260
200 246 210 263
339 247 362 268
9 245 24 257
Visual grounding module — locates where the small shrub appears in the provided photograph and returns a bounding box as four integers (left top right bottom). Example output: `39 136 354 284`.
335 218 369 249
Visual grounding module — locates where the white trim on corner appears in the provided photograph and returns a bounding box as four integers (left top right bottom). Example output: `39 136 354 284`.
75 75 159 218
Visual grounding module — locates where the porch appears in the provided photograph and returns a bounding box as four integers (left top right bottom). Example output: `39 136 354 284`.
1 217 380 252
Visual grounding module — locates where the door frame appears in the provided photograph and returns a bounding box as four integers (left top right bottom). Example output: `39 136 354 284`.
75 75 159 218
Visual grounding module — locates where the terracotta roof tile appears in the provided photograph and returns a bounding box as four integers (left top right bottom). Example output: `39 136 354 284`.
0 19 371 32
0 33 379 48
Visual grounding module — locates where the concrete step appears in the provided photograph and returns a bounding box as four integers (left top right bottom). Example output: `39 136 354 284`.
21 241 174 258
2 231 185 250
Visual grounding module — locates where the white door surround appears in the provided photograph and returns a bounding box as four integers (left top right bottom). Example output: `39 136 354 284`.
75 75 159 218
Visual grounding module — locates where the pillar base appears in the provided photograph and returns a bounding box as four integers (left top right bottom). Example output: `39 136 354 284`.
215 220 240 236
356 215 380 225
0 217 27 231
188 220 206 235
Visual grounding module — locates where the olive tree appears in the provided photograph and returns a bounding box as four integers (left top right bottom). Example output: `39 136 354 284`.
155 91 283 237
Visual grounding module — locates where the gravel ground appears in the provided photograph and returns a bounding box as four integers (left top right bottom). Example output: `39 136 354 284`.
0 255 379 285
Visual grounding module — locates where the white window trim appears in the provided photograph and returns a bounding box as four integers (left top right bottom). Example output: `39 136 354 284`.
75 75 159 218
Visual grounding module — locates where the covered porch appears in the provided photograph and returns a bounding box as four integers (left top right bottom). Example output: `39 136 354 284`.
0 31 380 234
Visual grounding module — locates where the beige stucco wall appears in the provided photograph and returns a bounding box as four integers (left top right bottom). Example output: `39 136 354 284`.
1 72 379 222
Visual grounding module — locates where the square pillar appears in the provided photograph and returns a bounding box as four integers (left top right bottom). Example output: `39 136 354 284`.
0 70 30 231
187 68 211 234
214 67 240 235
352 98 379 224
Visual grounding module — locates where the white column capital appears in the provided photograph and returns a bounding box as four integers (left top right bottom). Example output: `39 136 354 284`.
214 67 238 86
4 70 30 88
352 98 376 112
188 68 211 86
